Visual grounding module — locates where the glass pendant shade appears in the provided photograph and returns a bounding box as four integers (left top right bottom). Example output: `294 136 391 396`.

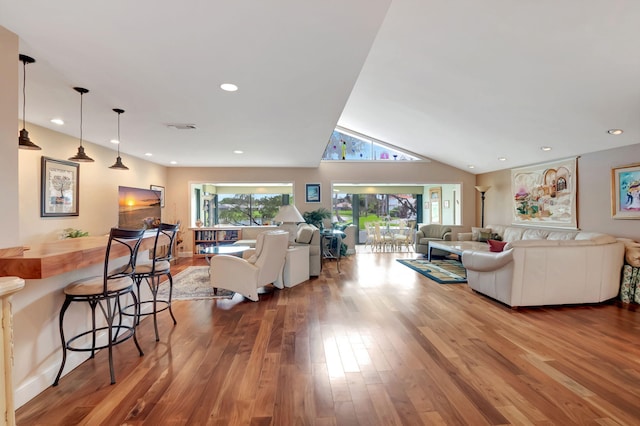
69 87 94 162
18 54 41 150
109 108 129 170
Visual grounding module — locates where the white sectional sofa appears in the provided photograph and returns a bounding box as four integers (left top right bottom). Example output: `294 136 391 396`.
458 225 625 308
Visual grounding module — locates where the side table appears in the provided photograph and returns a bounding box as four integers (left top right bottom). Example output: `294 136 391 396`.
283 245 310 287
321 231 344 272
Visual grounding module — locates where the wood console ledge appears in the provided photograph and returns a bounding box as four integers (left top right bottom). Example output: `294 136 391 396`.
0 233 164 280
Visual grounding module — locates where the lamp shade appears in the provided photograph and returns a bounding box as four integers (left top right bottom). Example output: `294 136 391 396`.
273 205 304 223
475 185 491 193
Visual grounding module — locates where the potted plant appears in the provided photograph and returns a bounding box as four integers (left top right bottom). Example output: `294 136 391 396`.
302 208 331 230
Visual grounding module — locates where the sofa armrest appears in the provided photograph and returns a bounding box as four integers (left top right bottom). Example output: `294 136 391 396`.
462 249 513 272
457 232 472 241
416 230 425 239
442 231 452 241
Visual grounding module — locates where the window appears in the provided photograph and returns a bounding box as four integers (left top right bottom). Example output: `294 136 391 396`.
322 127 422 161
191 183 293 227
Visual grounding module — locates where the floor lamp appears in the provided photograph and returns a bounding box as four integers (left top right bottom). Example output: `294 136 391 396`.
475 186 491 228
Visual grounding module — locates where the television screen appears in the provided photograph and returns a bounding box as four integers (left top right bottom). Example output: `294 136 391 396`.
118 186 161 229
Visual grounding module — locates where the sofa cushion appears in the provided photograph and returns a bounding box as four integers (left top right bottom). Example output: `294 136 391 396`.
575 232 616 244
488 239 508 252
296 225 314 244
502 227 525 242
522 229 550 240
478 231 492 242
471 227 492 241
547 231 577 240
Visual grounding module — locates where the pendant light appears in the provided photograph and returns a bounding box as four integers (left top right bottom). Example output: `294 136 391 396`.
18 54 41 150
109 108 129 170
68 87 94 162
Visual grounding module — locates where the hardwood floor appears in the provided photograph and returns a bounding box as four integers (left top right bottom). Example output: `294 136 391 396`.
16 250 640 425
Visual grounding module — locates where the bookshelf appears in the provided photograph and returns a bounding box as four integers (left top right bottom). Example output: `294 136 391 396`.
191 227 242 257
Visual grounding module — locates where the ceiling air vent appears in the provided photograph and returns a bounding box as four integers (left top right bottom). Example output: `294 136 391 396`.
167 123 197 130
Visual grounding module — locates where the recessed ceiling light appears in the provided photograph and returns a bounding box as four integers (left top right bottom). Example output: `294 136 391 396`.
170 161 177 165
607 129 623 135
467 165 475 169
144 152 153 157
220 83 238 92
110 139 119 144
233 150 243 154
498 157 507 161
541 146 552 151
50 118 64 125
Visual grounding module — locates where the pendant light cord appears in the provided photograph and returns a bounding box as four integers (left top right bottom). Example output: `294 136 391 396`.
79 92 83 147
117 112 121 156
22 60 26 130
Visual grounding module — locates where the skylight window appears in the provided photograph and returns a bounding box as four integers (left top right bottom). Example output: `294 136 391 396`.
322 127 421 161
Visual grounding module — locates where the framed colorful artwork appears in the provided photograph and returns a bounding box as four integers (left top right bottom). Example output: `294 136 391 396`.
511 157 578 229
611 163 640 219
41 156 79 217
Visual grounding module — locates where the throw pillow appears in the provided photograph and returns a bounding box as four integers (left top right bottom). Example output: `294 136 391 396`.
296 226 314 244
478 231 491 242
471 227 492 241
488 239 508 252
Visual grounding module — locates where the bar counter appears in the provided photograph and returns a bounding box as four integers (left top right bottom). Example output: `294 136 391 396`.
0 232 165 279
3 230 165 409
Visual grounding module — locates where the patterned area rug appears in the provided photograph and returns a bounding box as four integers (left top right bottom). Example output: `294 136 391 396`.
396 258 467 284
159 266 235 300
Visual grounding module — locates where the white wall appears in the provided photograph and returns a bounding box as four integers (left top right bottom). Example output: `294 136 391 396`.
476 146 640 240
0 26 19 248
18 123 167 245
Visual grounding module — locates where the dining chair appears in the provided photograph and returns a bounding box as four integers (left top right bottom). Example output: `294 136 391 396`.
393 219 413 252
374 222 394 251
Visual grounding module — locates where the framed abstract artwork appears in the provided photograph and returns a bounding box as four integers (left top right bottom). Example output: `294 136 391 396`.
41 156 79 217
306 183 321 203
611 162 640 219
511 157 578 229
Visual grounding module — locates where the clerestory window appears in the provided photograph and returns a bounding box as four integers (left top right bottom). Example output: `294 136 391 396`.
322 126 422 161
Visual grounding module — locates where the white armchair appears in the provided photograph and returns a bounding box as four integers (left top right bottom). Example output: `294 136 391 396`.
209 230 289 301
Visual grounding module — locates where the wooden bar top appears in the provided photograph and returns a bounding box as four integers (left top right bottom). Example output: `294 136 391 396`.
0 232 164 280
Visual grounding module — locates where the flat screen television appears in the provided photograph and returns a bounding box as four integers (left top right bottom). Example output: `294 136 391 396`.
118 186 161 229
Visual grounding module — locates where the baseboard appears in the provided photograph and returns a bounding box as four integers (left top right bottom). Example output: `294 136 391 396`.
14 303 155 409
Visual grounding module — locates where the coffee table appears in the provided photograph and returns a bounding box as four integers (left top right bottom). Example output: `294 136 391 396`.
203 245 251 265
427 240 489 261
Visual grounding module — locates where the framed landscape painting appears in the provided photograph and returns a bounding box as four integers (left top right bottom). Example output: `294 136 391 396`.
511 157 578 229
41 156 79 217
611 163 640 219
150 184 165 208
306 183 321 203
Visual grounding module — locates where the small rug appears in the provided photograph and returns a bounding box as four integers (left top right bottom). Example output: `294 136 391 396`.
396 258 467 284
159 266 235 300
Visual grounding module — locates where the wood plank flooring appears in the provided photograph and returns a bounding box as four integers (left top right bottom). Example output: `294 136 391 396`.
16 249 640 425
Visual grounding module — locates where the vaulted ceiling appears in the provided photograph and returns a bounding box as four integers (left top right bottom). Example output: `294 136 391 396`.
1 0 638 174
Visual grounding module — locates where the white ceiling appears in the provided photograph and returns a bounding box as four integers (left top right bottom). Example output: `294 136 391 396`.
1 0 638 174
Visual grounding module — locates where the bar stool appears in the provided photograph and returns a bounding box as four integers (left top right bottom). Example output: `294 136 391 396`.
129 223 179 341
53 227 146 386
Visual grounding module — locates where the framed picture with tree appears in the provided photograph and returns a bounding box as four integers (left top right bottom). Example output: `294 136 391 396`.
41 156 79 217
